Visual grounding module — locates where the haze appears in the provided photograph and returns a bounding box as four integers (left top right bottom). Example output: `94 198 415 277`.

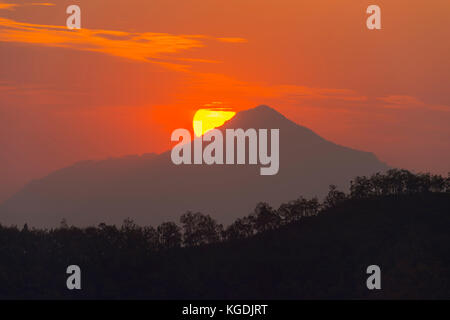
0 0 449 203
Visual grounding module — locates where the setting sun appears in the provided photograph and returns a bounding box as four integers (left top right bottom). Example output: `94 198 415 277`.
193 108 236 137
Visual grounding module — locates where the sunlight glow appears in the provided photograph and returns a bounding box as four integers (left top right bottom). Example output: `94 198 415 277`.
193 108 236 137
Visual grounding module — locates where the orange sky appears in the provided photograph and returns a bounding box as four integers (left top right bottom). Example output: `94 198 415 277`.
0 0 449 202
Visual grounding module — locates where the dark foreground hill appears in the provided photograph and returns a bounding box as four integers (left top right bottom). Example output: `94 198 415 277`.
1 192 449 299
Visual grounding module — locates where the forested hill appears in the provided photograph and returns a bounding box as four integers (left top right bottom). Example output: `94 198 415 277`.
0 170 449 299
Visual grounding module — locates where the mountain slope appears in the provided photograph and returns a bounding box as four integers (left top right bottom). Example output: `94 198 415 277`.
0 105 388 227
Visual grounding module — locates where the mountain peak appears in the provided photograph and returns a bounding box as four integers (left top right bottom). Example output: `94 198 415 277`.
253 104 276 112
0 104 388 228
241 104 284 117
222 105 293 130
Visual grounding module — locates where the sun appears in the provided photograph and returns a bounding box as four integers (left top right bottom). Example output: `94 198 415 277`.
193 108 236 137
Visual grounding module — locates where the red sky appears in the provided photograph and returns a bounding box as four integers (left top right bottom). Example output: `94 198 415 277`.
1 0 449 202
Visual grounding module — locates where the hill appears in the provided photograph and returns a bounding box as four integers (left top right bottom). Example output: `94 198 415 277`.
0 105 388 227
0 191 449 299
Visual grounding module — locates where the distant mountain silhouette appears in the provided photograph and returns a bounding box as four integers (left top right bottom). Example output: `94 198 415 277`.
0 105 388 227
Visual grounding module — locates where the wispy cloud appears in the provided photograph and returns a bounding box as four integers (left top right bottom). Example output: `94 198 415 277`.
0 17 246 70
30 3 55 6
377 95 450 112
216 37 248 43
377 95 423 108
188 72 368 103
0 2 55 10
0 2 18 10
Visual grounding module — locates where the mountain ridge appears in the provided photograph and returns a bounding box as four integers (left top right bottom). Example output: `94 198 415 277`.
0 105 388 227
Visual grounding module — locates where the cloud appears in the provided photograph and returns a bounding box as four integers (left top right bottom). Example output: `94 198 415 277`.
0 17 246 70
188 72 368 103
0 17 202 66
377 95 423 108
0 2 18 10
30 3 55 6
0 2 55 10
377 95 450 112
429 105 450 113
216 37 248 43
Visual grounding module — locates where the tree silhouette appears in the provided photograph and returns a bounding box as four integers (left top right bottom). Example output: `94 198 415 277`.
250 202 280 233
0 169 449 299
157 222 182 249
180 212 223 247
224 216 254 240
323 185 347 209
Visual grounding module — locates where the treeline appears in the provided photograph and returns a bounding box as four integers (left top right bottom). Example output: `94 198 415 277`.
2 169 449 251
